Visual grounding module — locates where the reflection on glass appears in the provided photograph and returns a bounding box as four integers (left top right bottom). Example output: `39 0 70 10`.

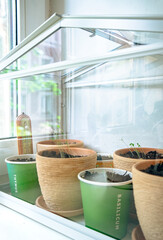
2 27 163 75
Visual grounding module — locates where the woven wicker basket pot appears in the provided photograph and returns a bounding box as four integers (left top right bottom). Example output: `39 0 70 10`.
37 139 84 152
113 147 163 172
132 160 163 240
36 147 97 212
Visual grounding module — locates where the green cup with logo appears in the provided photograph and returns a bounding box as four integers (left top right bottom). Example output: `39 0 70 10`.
78 168 132 239
5 154 41 204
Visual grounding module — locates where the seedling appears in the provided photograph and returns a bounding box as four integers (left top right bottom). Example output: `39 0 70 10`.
129 142 141 158
121 138 142 159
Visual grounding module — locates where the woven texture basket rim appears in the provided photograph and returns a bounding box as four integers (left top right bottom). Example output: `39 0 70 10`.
132 159 163 181
36 147 97 161
37 139 84 145
114 147 163 162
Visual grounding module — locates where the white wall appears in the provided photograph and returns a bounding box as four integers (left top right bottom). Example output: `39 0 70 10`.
49 0 163 15
17 0 50 41
19 0 163 40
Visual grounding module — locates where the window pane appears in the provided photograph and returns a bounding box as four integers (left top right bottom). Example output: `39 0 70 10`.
0 0 16 139
2 27 163 74
65 56 163 153
0 0 15 59
17 73 62 137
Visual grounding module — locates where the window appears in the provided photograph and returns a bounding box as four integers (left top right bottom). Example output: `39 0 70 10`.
0 0 16 59
0 1 61 139
1 13 163 240
0 0 17 139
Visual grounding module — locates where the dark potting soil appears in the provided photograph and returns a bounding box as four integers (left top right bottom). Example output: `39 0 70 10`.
120 150 163 159
141 162 163 177
97 154 113 160
41 150 84 158
83 170 131 183
106 171 131 182
10 158 35 162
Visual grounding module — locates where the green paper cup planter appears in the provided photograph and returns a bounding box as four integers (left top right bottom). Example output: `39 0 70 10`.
5 154 41 204
78 168 132 239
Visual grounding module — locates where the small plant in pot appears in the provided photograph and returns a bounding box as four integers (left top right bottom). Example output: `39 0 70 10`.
113 140 163 172
132 160 163 240
36 147 97 217
5 154 41 204
113 141 163 223
78 168 132 239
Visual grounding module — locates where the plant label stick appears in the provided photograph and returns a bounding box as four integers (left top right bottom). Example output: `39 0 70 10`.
16 112 33 154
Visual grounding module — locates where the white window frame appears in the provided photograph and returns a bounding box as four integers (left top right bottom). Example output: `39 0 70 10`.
0 14 163 239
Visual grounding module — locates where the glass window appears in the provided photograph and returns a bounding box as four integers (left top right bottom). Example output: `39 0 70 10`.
0 0 16 58
0 0 16 139
17 73 62 136
0 14 163 240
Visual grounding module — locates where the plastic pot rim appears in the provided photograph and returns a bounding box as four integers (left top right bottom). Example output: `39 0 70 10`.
5 154 36 165
78 168 132 187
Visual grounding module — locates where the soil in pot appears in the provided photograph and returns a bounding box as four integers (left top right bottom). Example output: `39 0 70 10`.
141 162 163 176
41 150 85 158
9 158 35 162
82 170 131 183
120 150 163 159
97 154 113 161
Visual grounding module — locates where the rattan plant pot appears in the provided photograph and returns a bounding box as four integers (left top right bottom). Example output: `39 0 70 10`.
132 160 163 240
37 139 84 152
113 147 163 172
36 147 97 212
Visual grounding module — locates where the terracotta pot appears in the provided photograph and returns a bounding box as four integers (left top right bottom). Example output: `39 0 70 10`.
96 160 113 168
36 147 97 212
37 139 84 152
132 160 163 240
96 153 114 168
113 147 163 172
